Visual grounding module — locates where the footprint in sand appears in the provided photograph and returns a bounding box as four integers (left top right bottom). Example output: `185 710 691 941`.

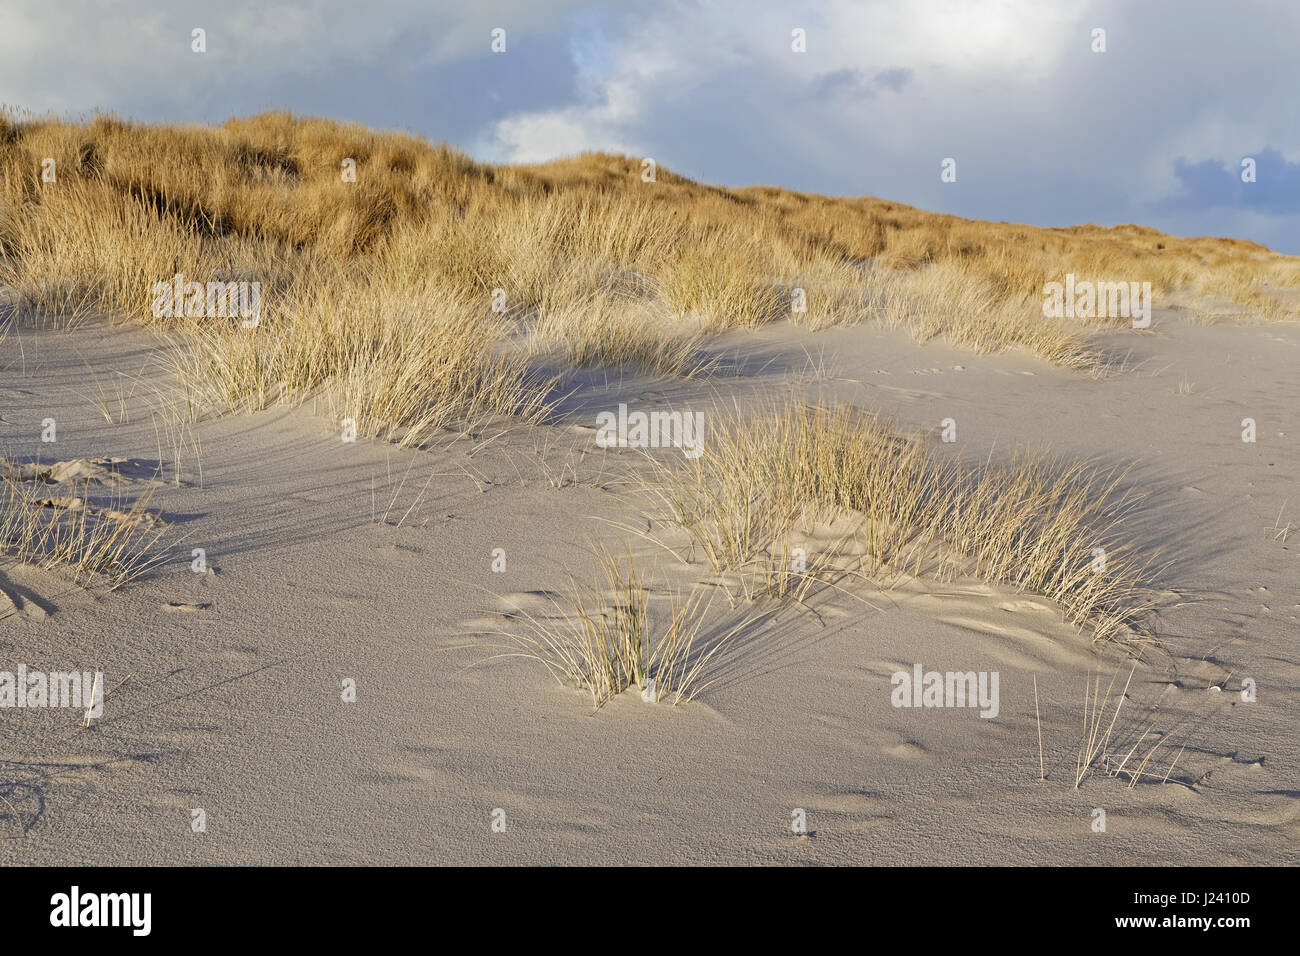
163 602 211 613
795 790 896 834
2 456 159 486
33 496 167 527
883 740 929 760
997 599 1055 614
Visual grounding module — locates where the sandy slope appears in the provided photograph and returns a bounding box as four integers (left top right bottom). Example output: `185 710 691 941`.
1 304 1297 865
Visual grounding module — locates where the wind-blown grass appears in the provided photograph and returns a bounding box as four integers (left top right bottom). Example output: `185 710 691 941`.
644 399 1158 643
0 468 165 588
485 546 762 708
163 271 551 446
3 111 1296 432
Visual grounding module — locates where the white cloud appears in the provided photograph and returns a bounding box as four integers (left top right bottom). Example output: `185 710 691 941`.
491 109 641 163
1 0 1296 250
484 0 1084 165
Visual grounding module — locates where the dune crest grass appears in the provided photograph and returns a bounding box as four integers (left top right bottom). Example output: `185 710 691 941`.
3 110 1298 440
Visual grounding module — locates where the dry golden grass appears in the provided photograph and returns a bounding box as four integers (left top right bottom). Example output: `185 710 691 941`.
0 464 165 589
162 271 550 446
3 111 1297 440
0 111 1280 614
1073 665 1188 789
524 287 712 378
484 544 762 708
0 110 1243 663
643 398 1157 643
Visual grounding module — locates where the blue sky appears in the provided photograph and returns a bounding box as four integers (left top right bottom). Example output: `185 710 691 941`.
3 0 1297 252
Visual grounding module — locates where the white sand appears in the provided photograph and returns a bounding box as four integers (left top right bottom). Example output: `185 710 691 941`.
1 304 1297 864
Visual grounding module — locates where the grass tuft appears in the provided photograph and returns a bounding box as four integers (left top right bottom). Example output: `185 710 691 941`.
485 545 759 708
644 398 1158 643
0 465 165 589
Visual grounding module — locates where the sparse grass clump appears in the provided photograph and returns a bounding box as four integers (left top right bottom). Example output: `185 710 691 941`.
0 469 165 588
488 546 755 708
646 399 1156 642
1074 665 1187 789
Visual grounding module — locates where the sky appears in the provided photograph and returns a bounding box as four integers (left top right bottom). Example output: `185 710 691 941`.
2 0 1297 252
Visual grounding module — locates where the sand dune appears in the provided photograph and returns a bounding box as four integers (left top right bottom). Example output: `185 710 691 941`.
1 294 1296 864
